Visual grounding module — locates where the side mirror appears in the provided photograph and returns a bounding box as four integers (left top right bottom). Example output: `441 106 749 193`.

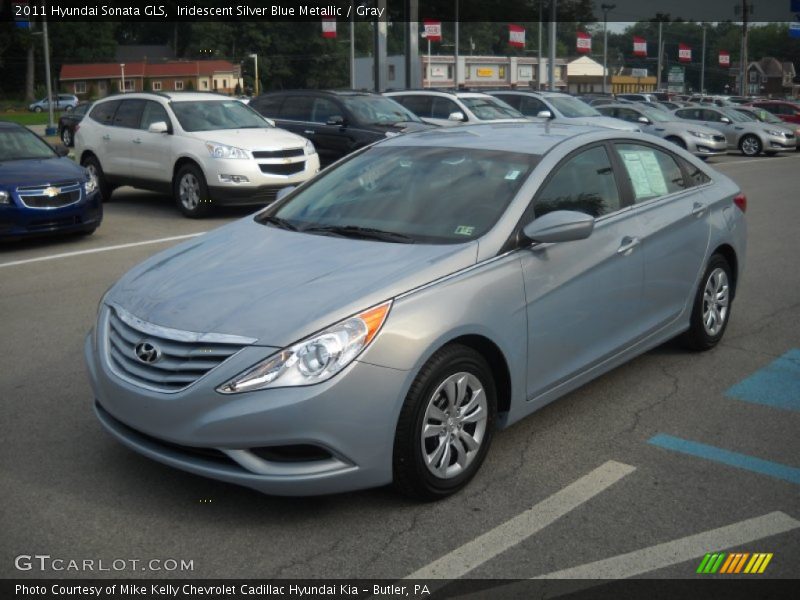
720 117 732 124
448 111 466 122
536 110 554 119
53 144 70 157
276 186 296 202
264 118 275 127
637 116 651 125
522 210 595 244
148 121 169 134
327 115 345 126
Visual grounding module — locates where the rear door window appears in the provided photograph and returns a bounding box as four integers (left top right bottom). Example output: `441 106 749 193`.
89 101 121 126
431 97 461 120
520 96 547 116
251 95 284 117
113 100 145 129
615 143 687 201
279 96 314 121
394 95 433 118
140 101 170 130
311 98 340 123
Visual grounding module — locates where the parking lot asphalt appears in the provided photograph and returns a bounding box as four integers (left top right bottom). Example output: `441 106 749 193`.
1 151 798 582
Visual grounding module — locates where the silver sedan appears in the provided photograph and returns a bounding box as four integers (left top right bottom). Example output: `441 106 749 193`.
85 123 747 500
597 103 727 157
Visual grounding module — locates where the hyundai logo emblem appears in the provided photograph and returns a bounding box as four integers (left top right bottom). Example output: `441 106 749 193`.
134 341 161 364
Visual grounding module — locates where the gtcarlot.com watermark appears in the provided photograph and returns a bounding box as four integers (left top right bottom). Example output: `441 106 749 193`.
15 554 194 573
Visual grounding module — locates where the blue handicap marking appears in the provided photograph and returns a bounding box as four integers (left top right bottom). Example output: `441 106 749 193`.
725 349 800 412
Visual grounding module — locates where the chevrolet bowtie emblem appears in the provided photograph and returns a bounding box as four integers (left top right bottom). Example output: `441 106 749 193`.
43 186 60 198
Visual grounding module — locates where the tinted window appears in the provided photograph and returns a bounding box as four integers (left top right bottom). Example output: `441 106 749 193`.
431 97 460 119
521 96 548 116
279 96 314 121
112 100 145 128
140 101 170 130
73 104 90 117
615 108 642 123
341 96 421 125
171 100 270 132
460 96 523 119
678 157 712 187
701 109 722 122
89 100 121 126
675 108 701 121
493 94 521 110
395 95 433 118
312 97 340 123
535 146 621 218
251 95 284 116
616 143 686 201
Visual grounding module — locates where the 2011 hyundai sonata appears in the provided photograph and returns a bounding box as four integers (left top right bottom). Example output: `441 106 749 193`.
85 122 746 500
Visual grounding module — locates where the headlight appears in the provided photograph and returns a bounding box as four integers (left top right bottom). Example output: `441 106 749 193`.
84 176 97 194
304 139 316 156
688 130 714 140
205 141 250 159
0 190 10 205
766 130 785 137
218 300 392 394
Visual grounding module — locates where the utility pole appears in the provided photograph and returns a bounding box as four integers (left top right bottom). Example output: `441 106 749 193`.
656 20 663 91
700 24 706 94
454 0 459 89
601 3 615 94
404 0 421 89
739 0 750 96
537 1 543 89
548 0 557 91
42 2 56 135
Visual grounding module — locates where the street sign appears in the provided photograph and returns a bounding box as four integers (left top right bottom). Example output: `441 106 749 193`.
667 66 685 84
631 68 648 77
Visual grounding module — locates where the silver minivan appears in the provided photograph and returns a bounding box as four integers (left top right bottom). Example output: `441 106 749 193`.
86 123 746 500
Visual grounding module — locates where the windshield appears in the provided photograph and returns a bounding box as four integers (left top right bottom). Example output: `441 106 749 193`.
0 128 56 161
750 109 783 124
341 96 422 125
640 107 672 122
170 100 272 132
548 96 601 118
258 146 537 244
721 108 752 123
460 97 524 120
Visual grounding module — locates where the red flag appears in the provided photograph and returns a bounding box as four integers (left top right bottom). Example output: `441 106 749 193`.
678 43 692 63
423 19 442 42
576 31 591 54
633 36 647 57
719 50 730 66
322 17 336 39
509 24 525 48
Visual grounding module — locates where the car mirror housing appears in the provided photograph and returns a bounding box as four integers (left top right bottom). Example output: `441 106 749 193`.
327 115 346 126
638 116 651 125
448 111 466 122
148 121 169 134
720 117 732 124
522 210 595 244
536 110 554 119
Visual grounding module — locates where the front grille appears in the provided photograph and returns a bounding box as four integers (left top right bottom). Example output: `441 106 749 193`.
712 135 725 143
17 182 82 209
259 162 306 176
253 148 304 159
105 305 254 393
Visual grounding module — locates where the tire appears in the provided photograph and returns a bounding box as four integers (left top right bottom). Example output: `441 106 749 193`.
739 134 762 157
393 344 497 501
173 163 212 218
34 106 43 113
666 136 686 149
681 254 733 351
65 105 73 112
81 155 112 202
61 127 73 147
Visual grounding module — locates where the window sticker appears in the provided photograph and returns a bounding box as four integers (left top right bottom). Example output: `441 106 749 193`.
620 150 668 199
454 225 475 236
505 169 521 180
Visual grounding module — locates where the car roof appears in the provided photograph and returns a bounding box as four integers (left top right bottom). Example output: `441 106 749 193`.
94 92 232 103
259 90 381 98
385 90 496 99
379 121 616 155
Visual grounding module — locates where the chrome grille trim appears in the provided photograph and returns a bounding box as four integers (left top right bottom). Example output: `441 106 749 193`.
104 303 256 394
17 182 82 210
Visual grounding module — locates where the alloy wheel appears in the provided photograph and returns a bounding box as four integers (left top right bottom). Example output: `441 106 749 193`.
702 267 730 336
179 173 201 210
741 136 760 156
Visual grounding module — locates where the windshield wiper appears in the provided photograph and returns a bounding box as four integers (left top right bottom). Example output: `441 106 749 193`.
261 215 299 231
301 225 415 243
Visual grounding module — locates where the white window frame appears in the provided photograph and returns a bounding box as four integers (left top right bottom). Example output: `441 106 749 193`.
152 81 162 91
74 81 87 94
174 80 184 91
201 80 208 89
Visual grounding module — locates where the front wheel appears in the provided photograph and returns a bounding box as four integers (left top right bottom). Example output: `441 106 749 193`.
81 155 112 202
173 164 212 218
393 345 497 501
681 254 733 351
34 106 43 113
61 127 73 147
739 134 762 157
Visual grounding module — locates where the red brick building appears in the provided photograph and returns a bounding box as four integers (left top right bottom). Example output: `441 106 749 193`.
59 61 243 97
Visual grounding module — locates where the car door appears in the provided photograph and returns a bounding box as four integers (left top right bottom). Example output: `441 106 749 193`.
617 107 656 133
104 99 144 178
129 100 174 188
273 94 325 158
613 141 711 333
519 144 644 400
308 96 361 163
700 108 738 146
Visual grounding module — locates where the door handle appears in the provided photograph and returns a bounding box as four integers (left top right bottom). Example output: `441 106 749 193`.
102 134 110 141
132 138 142 144
691 202 707 217
617 236 641 255
304 130 315 135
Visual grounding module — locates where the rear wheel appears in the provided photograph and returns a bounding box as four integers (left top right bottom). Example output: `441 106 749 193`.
739 134 762 157
61 127 73 147
173 164 212 218
681 254 733 351
393 345 496 501
81 155 112 202
34 106 43 113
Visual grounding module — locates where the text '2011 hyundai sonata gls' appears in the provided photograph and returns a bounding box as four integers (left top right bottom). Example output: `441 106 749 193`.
85 122 746 500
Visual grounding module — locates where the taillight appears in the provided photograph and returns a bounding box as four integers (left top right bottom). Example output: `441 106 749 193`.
733 193 747 213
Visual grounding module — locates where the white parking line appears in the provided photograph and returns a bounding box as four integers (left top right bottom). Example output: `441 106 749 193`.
534 510 799 579
0 233 205 269
404 460 635 580
715 155 800 167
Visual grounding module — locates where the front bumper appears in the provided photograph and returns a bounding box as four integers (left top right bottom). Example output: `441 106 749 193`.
764 134 796 152
85 328 411 496
686 136 727 157
0 190 102 238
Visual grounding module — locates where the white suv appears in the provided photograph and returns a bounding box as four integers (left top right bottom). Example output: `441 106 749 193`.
384 90 530 127
75 92 320 217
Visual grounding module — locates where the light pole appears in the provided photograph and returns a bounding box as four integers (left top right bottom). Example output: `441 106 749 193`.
120 63 126 94
421 32 431 88
548 0 557 91
249 54 258 96
41 3 56 135
454 0 459 89
601 3 615 94
700 24 706 94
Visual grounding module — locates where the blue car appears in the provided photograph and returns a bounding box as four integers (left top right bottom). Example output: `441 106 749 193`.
0 121 102 239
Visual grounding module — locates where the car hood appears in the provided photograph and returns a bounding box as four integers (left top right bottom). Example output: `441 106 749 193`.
107 218 478 347
562 116 639 131
0 157 86 187
659 122 721 137
185 127 309 150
